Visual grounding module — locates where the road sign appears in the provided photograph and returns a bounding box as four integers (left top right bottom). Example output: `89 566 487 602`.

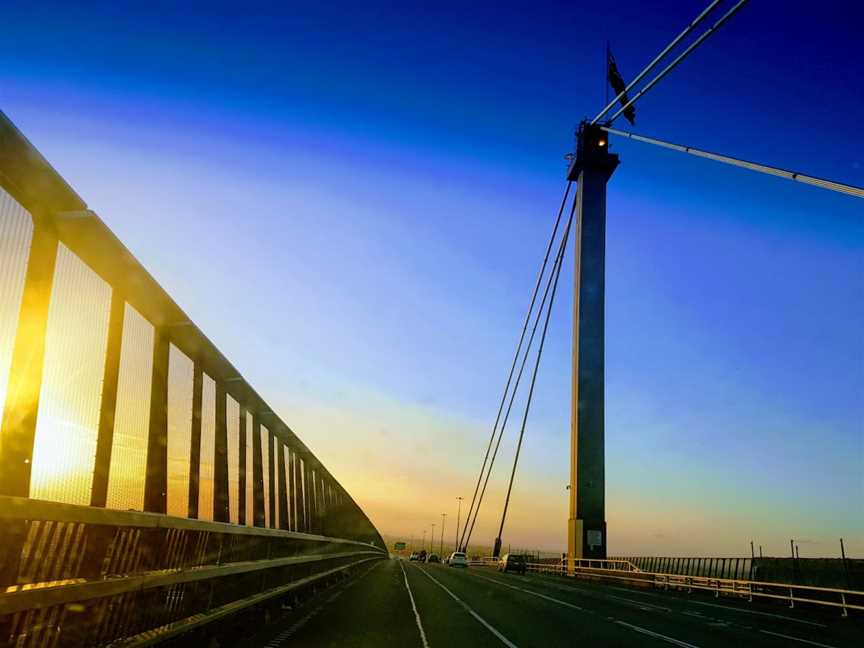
394 542 406 550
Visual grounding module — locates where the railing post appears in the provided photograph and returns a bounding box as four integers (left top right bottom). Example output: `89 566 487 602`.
0 218 58 498
0 217 57 588
143 330 169 514
277 441 288 530
252 414 264 527
188 363 203 518
214 381 229 523
267 427 275 528
288 446 296 531
90 292 125 507
303 460 311 532
238 404 247 525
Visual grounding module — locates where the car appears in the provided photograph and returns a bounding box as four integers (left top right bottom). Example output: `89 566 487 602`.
447 551 468 568
426 553 440 563
497 553 527 574
408 552 419 561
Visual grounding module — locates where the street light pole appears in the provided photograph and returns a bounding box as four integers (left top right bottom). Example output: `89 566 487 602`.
422 530 426 552
431 524 435 554
440 513 447 556
455 496 463 551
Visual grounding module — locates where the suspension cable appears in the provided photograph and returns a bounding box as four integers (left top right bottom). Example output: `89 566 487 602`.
462 189 578 551
458 181 572 550
591 0 723 125
495 188 575 548
603 127 864 199
607 0 749 124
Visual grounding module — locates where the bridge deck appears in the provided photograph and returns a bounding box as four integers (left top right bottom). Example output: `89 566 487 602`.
250 559 863 647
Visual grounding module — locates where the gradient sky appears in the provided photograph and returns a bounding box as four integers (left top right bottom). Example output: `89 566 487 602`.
2 0 861 557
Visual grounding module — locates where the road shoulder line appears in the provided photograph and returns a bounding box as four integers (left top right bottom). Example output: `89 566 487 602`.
399 560 430 648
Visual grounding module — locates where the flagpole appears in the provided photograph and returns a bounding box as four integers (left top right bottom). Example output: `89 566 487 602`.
605 41 610 107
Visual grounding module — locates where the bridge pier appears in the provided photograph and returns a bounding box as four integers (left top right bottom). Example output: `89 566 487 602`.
567 122 617 570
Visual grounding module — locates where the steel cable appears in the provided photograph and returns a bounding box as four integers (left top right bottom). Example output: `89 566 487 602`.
458 182 572 551
494 188 576 550
462 188 577 552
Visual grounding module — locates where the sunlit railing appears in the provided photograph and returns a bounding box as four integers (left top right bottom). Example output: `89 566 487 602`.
0 109 385 646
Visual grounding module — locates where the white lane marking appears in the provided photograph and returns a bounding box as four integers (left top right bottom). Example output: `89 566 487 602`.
399 560 430 648
413 565 519 648
759 630 838 648
481 572 700 648
683 599 827 628
530 572 827 629
470 572 584 611
517 573 666 612
613 620 701 648
602 592 671 612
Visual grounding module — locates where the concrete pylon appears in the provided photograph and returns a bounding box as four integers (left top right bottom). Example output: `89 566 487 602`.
567 122 618 571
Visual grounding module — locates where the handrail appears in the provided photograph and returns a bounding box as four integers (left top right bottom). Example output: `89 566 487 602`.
524 562 864 616
112 557 380 647
0 495 382 549
0 550 381 615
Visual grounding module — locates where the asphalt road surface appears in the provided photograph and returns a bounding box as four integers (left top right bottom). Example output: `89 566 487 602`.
251 558 862 647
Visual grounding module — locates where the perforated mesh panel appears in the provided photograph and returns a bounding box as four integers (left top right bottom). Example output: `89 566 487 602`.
30 244 111 504
260 424 270 528
245 411 253 526
166 345 194 517
0 187 33 425
283 447 291 531
105 303 154 511
198 373 216 521
226 395 240 524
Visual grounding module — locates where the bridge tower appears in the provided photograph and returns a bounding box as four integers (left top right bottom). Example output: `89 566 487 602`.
567 122 618 569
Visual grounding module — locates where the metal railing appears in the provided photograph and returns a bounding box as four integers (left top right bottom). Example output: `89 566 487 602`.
524 561 864 616
0 496 384 645
0 109 386 645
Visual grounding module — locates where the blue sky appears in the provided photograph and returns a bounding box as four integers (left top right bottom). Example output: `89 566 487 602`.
2 0 861 555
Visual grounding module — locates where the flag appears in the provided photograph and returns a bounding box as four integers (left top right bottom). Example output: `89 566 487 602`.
607 46 636 125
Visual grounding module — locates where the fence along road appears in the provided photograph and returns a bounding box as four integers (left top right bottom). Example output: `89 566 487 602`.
0 109 385 647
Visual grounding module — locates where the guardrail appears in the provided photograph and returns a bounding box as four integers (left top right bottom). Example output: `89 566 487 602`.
524 561 864 617
0 108 387 645
0 496 385 645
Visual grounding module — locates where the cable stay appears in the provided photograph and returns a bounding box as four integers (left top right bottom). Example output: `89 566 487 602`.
458 181 572 551
606 0 749 125
603 126 864 199
492 186 577 557
592 0 724 125
462 188 577 554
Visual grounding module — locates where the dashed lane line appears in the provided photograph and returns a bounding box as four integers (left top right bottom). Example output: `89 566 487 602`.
412 564 519 648
526 573 828 628
613 620 701 648
399 560 430 648
683 599 827 628
470 570 702 648
469 572 584 611
759 630 838 648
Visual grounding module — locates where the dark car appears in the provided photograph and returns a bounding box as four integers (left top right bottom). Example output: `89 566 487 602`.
497 553 527 574
426 553 440 563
